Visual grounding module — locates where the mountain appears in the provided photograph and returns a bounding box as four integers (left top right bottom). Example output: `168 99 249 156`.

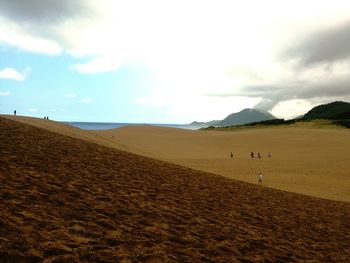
217 108 275 127
302 101 350 120
190 108 275 128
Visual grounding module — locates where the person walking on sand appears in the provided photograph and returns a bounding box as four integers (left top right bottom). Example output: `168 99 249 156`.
251 152 254 158
230 152 233 159
258 172 263 184
258 152 261 158
268 152 271 158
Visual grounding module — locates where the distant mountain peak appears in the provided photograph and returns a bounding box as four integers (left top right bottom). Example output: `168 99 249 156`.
189 108 276 128
218 108 275 127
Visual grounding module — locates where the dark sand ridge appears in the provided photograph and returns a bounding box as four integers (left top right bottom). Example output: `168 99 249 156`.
2 115 350 202
1 116 350 262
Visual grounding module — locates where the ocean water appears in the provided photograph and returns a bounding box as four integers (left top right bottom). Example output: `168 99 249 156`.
64 122 199 131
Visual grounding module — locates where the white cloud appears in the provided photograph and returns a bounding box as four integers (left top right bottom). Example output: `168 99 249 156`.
0 91 11 96
81 97 94 104
69 56 124 74
2 1 350 119
0 67 26 81
67 93 77 98
0 17 62 55
270 99 314 119
28 108 38 112
136 92 260 123
170 96 261 123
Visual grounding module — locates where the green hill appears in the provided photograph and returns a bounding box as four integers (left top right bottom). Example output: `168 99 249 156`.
303 101 350 120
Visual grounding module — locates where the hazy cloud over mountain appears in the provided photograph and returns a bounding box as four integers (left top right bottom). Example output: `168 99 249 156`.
212 20 350 114
251 79 350 112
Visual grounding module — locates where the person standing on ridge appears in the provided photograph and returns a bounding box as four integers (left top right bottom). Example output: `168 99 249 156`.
14 110 16 116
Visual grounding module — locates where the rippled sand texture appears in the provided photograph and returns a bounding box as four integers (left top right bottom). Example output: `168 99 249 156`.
1 117 350 262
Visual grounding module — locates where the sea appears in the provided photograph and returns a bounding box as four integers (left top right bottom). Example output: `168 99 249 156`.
64 122 200 131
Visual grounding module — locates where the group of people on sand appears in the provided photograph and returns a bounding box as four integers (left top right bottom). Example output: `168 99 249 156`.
14 110 50 120
230 151 272 159
250 151 271 158
229 151 268 184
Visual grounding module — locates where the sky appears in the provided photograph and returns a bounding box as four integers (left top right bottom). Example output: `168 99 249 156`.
1 0 350 123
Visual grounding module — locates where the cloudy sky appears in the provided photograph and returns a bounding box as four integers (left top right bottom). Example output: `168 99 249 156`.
1 0 350 123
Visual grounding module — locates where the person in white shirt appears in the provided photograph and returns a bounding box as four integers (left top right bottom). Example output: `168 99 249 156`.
258 172 263 184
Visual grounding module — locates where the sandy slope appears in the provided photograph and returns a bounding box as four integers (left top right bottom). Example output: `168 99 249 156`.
3 115 350 202
0 115 110 147
1 116 350 262
93 125 350 202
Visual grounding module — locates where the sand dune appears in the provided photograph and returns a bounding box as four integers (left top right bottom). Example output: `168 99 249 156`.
0 115 111 147
3 115 350 202
94 125 350 202
1 116 350 262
